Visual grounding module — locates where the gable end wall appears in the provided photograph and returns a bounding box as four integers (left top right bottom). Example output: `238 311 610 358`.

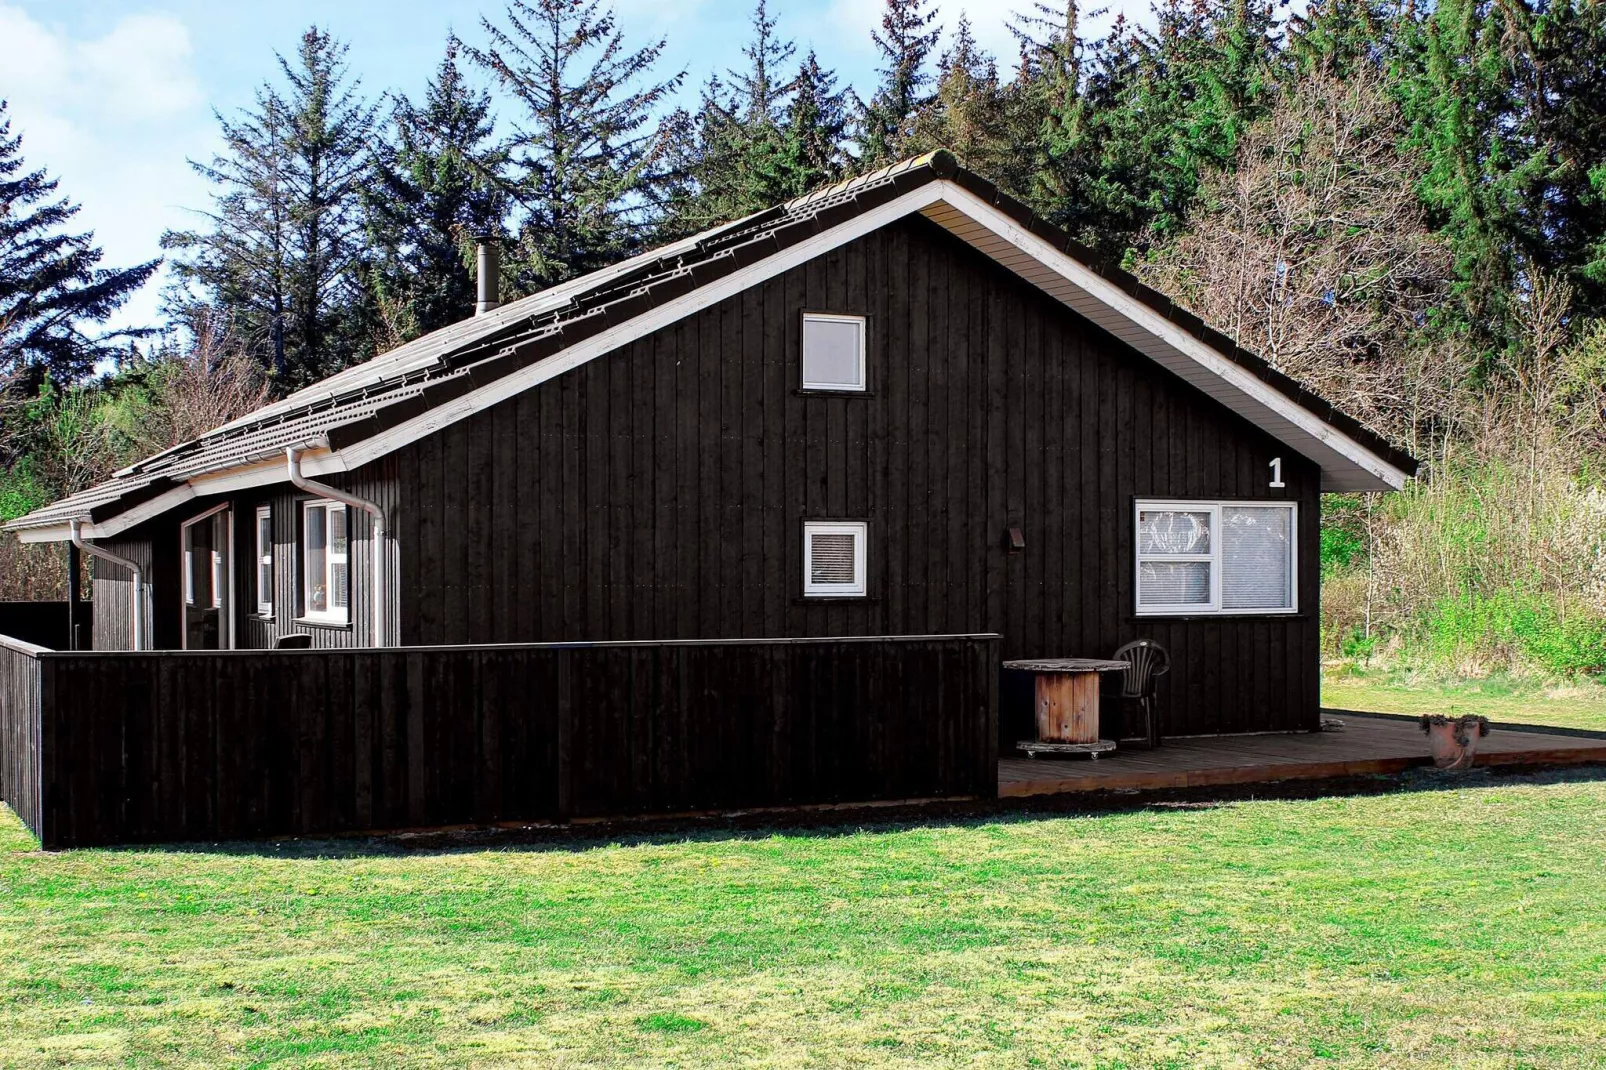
391 216 1322 737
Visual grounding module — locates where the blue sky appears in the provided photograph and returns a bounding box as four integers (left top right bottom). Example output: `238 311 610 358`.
0 0 1147 332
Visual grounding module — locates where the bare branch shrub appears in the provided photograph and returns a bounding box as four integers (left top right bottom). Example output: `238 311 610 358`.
1141 62 1451 446
149 317 272 445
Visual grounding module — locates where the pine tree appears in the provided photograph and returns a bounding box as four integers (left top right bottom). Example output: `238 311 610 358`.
906 17 1013 182
1020 0 1280 255
0 100 159 386
779 51 851 195
659 2 807 235
857 0 943 167
728 0 794 126
163 28 378 391
366 38 508 344
464 0 683 292
1397 0 1606 354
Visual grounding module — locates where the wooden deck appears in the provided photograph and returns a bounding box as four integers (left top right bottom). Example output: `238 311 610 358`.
998 713 1606 797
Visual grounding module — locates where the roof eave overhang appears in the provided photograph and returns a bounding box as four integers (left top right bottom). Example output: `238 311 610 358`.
10 172 1411 543
8 445 346 543
918 183 1412 492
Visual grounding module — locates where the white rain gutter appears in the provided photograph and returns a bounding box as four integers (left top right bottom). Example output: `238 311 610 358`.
70 518 143 651
286 447 388 647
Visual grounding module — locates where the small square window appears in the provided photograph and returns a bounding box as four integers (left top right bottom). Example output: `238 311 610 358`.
803 521 867 597
802 313 866 391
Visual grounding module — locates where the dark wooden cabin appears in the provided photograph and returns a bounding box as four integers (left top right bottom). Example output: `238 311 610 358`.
8 152 1416 743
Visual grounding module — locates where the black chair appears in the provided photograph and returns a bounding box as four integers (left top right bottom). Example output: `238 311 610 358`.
275 634 313 649
1112 639 1170 748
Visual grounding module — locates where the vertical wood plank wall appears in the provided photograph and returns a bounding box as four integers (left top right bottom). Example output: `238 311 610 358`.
233 456 400 650
24 635 997 848
0 637 45 840
392 217 1322 736
89 458 399 652
90 535 161 652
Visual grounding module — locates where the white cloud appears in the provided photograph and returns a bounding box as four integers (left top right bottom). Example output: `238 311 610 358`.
0 4 210 333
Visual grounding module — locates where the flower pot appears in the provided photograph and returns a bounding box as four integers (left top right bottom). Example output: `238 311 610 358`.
1419 714 1491 770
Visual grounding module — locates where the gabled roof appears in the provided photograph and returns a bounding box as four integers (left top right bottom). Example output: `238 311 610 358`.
9 151 1417 542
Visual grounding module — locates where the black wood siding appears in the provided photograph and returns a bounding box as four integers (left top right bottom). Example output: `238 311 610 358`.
90 533 166 652
87 458 397 652
391 216 1322 736
233 458 400 650
24 635 996 847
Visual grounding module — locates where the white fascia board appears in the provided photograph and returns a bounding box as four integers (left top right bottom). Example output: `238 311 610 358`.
333 184 953 472
927 182 1411 492
9 448 346 544
15 523 75 544
14 177 1406 545
335 181 1406 490
13 483 195 543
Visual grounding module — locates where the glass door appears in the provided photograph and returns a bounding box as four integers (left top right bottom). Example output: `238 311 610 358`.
181 505 232 650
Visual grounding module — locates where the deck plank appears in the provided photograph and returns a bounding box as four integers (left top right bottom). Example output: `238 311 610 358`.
998 715 1606 798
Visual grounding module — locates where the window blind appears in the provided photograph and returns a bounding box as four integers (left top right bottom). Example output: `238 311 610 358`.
1222 506 1292 610
809 532 858 585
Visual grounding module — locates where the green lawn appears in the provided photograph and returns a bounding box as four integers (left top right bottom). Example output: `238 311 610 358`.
4 771 1606 1068
1324 668 1606 734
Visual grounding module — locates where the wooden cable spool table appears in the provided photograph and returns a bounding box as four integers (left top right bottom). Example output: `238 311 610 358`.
1003 658 1131 758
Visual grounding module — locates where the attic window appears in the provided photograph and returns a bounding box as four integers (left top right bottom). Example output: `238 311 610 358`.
803 521 867 597
801 313 866 391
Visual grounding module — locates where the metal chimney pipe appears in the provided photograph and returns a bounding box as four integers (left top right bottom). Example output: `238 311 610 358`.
475 238 501 316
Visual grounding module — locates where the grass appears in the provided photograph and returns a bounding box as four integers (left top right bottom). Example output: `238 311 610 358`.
1324 665 1606 733
4 771 1606 1068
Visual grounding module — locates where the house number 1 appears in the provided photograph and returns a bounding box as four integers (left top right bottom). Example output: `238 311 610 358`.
1269 457 1285 488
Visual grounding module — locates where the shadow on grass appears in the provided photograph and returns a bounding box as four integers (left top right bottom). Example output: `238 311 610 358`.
131 760 1606 862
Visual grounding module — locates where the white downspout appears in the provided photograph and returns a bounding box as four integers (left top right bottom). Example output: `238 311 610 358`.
286 448 388 647
71 518 143 651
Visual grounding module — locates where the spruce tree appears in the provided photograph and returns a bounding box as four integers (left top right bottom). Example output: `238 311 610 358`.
856 0 943 167
1019 0 1279 255
366 38 508 343
779 51 851 195
0 100 159 385
464 0 683 292
906 18 1013 182
1397 0 1606 351
163 28 378 391
660 1 806 235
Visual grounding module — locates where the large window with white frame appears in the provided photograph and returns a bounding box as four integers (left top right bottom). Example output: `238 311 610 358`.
254 505 273 617
801 312 866 391
1134 500 1297 615
803 521 867 597
301 499 349 623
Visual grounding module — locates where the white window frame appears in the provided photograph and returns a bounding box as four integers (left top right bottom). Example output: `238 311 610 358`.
1133 500 1298 617
254 505 274 617
803 521 868 597
179 502 235 650
300 499 350 625
801 312 867 392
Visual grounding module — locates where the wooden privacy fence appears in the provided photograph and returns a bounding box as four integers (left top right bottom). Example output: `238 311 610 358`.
0 634 999 848
0 636 46 840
